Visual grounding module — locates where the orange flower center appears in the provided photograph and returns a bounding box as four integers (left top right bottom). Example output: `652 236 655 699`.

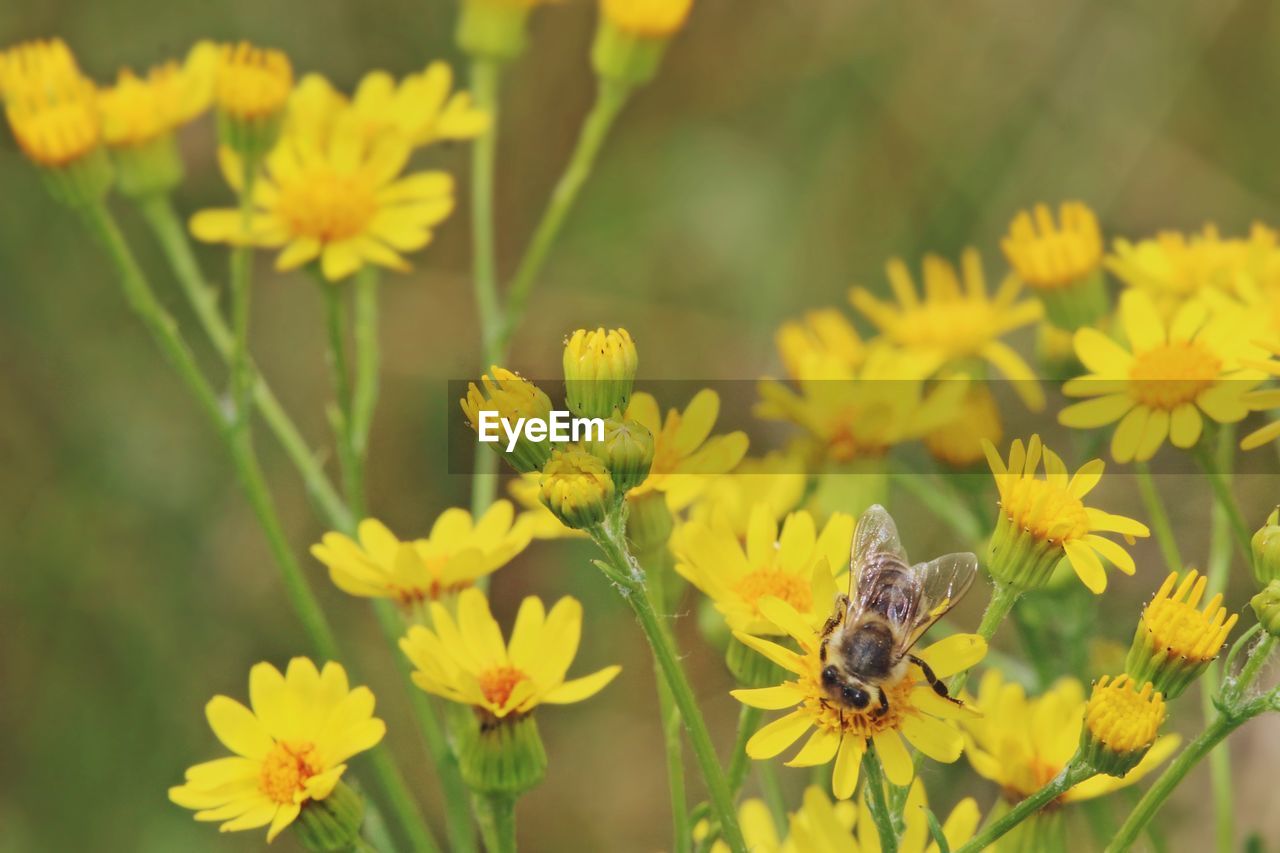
277 168 377 242
477 665 528 709
1001 477 1089 542
1128 342 1221 410
259 741 320 805
735 567 813 615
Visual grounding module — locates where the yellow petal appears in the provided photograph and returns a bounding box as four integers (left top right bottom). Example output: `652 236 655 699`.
899 713 963 763
1110 405 1150 463
872 730 914 786
1063 540 1107 594
746 710 812 759
915 633 987 679
786 727 842 768
205 696 273 760
832 735 864 799
542 666 621 704
1059 394 1134 429
1073 327 1134 375
731 684 805 710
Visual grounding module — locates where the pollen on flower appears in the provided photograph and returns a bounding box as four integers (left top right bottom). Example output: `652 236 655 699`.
478 666 529 710
1001 476 1089 543
1128 342 1222 410
277 170 378 242
1141 571 1237 663
735 569 814 615
799 656 918 738
258 741 320 805
1084 676 1164 754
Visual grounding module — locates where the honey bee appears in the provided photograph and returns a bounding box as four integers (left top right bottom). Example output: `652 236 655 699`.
819 504 978 717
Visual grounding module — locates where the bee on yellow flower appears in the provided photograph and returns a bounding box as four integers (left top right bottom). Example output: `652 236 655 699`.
168 659 385 843
849 249 1044 410
1059 289 1269 463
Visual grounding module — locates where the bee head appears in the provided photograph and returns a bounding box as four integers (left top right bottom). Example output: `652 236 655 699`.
822 665 871 710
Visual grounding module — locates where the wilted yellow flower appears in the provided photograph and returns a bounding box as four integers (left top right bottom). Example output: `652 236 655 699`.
733 597 985 797
1 38 101 167
923 385 1003 469
776 308 867 381
601 0 695 38
168 659 385 843
676 506 853 636
962 669 1178 804
401 588 621 719
850 249 1044 409
984 435 1149 593
98 42 216 147
309 502 531 606
1126 570 1237 699
625 389 749 510
1079 675 1166 777
189 124 455 281
214 41 291 123
1059 289 1268 463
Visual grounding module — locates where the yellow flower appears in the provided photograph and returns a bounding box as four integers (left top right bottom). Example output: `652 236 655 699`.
400 587 621 719
189 124 455 281
461 366 556 473
97 42 217 147
1002 201 1103 291
1 38 101 167
214 41 291 123
679 450 808 540
601 0 695 38
539 448 616 530
922 385 1003 469
776 308 867 381
168 658 385 842
1126 570 1237 699
625 389 749 510
309 502 531 605
984 435 1148 593
286 64 488 150
849 249 1044 409
508 472 588 540
1080 675 1167 776
733 597 986 797
962 669 1178 804
676 506 854 636
1059 289 1268 462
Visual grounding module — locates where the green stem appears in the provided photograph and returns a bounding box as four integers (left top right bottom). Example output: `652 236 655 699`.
592 521 747 853
756 760 788 838
473 792 517 853
320 279 365 515
948 581 1021 696
956 760 1096 853
727 705 763 794
862 745 899 853
499 78 632 347
1234 634 1277 697
1134 461 1183 573
351 267 380 462
1203 425 1235 853
132 193 353 532
79 203 438 853
1194 442 1252 569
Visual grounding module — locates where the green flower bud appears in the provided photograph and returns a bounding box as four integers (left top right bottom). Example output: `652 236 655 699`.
1251 508 1280 587
458 714 548 796
456 0 541 63
539 449 615 530
292 781 365 853
1251 580 1280 638
563 327 638 419
462 367 557 474
587 418 654 493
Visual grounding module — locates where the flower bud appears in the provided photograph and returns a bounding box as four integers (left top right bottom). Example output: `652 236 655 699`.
1078 675 1165 777
539 449 615 530
291 781 365 853
563 327 638 419
1001 202 1108 331
1251 580 1280 638
592 0 693 87
461 367 557 473
458 714 548 796
586 417 654 493
1251 508 1280 587
1125 570 1238 700
214 42 291 164
457 0 544 63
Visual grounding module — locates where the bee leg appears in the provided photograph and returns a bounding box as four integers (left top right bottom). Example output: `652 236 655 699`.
873 687 890 718
910 654 963 706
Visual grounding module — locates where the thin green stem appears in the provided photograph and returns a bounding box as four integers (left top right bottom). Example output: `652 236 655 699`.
320 279 365 515
351 267 380 462
1194 441 1252 569
1203 425 1236 853
727 705 763 794
591 520 747 853
132 193 353 532
79 203 438 853
948 581 1021 697
1134 461 1183 573
473 792 517 853
499 78 632 348
862 746 899 853
1234 634 1277 696
956 759 1095 853
756 761 788 838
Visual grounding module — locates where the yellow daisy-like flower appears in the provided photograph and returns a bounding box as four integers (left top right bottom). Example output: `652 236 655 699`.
922 384 1003 469
733 597 986 797
400 587 621 720
625 389 749 511
1002 201 1103 291
679 450 808 540
962 669 1179 804
675 505 854 636
1 38 101 167
776 308 867 381
97 42 217 147
309 501 531 606
1059 289 1269 463
214 41 291 123
1126 569 1238 699
984 434 1149 593
168 658 386 842
189 124 455 281
1079 675 1167 776
849 249 1044 409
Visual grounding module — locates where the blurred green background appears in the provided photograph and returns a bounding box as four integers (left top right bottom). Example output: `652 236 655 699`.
4 0 1280 850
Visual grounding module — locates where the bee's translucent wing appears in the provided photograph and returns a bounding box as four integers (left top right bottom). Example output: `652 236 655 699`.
896 552 979 655
850 505 907 575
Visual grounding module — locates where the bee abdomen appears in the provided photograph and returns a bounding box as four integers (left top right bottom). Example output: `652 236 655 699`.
863 556 915 623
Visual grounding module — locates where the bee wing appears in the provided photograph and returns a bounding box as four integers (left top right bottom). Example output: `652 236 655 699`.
850 505 907 577
896 552 978 655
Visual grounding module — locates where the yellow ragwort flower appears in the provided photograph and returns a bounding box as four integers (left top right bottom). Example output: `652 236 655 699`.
168 659 385 842
189 124 456 280
1003 201 1104 291
1126 570 1237 699
625 389 749 510
1 38 101 167
601 0 695 38
309 502 531 606
962 669 1178 804
733 597 986 797
775 308 867 382
97 42 217 147
1079 675 1167 777
850 249 1044 409
678 450 808 541
400 587 621 719
214 41 291 123
984 434 1149 593
675 505 854 637
1059 289 1269 463
922 384 1003 469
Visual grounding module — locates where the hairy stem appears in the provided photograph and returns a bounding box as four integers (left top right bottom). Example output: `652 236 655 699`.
862 745 899 853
